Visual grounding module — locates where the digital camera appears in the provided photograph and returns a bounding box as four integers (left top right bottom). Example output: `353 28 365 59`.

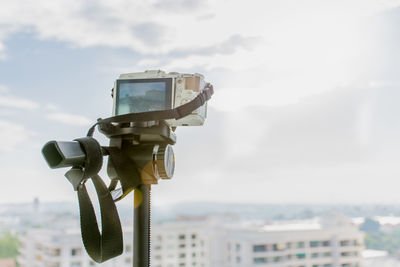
113 70 208 127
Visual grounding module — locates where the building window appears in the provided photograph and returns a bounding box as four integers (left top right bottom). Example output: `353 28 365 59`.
297 242 305 248
323 264 332 267
236 244 241 252
179 244 186 248
340 240 350 246
253 257 267 264
296 253 306 259
310 241 320 247
236 256 241 263
154 255 161 260
70 262 81 267
125 244 132 252
192 234 197 239
253 245 267 252
323 252 331 257
179 234 186 240
273 256 282 262
71 248 82 256
45 248 61 257
322 241 330 247
311 253 319 258
125 257 132 263
179 253 186 258
273 243 286 251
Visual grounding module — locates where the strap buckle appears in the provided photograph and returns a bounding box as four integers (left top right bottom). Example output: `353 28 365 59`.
65 167 87 191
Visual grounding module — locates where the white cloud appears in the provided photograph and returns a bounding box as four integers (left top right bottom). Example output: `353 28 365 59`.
46 112 92 126
0 0 398 106
0 94 39 110
0 120 30 151
0 0 397 54
44 103 60 111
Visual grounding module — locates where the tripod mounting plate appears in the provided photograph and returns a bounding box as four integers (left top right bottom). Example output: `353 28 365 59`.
99 121 176 145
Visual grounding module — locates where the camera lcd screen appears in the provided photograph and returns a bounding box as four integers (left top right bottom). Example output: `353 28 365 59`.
116 78 172 115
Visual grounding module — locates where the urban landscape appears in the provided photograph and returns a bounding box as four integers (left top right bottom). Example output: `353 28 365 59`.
2 200 400 266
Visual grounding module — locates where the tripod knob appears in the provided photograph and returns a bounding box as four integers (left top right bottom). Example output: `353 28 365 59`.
155 144 175 179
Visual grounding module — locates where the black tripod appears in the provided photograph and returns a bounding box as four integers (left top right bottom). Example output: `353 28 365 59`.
100 121 176 267
134 184 151 267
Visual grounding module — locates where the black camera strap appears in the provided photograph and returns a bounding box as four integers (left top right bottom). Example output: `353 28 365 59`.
77 174 123 263
87 83 214 136
65 137 123 263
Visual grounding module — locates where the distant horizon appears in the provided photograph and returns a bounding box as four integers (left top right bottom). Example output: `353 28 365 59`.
4 200 400 207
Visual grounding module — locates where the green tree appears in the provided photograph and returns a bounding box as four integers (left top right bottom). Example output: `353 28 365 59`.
0 232 19 259
365 230 400 255
360 218 380 232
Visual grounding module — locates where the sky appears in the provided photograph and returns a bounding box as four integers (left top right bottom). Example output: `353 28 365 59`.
1 0 400 206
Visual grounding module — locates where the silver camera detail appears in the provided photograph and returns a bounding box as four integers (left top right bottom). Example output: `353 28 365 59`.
113 70 208 127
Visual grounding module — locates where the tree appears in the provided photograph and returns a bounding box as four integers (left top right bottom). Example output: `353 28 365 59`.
360 218 380 232
0 232 19 259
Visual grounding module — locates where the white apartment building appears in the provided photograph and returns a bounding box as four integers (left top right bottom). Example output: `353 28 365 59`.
18 214 364 267
18 228 134 267
151 214 364 267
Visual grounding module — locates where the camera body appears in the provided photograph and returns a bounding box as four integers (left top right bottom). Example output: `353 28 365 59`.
113 70 208 127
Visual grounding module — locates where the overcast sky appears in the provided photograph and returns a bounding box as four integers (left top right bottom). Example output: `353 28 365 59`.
1 0 400 206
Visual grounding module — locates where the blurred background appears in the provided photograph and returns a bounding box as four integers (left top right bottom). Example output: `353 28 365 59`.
1 0 400 266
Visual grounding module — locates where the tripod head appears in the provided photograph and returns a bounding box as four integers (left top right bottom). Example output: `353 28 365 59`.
41 70 214 264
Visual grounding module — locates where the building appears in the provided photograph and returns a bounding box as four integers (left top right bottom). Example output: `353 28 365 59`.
18 228 134 267
363 249 400 267
151 214 364 267
18 214 364 267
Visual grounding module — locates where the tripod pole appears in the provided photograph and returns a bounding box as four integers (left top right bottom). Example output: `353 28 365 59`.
133 184 151 267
